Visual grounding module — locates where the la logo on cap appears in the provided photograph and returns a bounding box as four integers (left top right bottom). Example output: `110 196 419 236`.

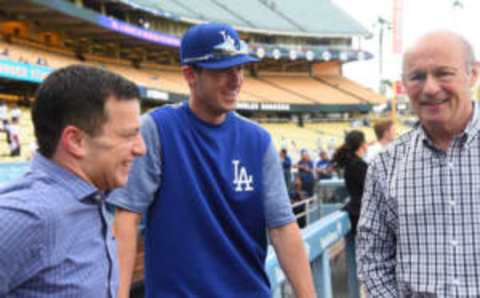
218 30 237 51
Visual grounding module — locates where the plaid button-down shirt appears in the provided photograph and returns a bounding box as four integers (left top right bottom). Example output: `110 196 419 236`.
357 102 480 297
0 154 118 297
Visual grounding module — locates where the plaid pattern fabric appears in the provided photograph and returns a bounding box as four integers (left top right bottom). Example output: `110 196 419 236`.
357 103 480 297
0 154 118 297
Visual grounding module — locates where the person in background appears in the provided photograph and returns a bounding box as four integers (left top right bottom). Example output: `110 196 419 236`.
0 101 7 126
296 149 315 197
315 150 334 180
0 65 145 297
7 116 20 157
290 175 307 228
1 119 10 154
363 119 395 163
10 103 21 121
332 130 368 233
280 148 293 191
326 138 336 159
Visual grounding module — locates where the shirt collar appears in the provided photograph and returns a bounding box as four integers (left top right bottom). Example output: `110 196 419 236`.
464 101 480 146
418 101 480 149
31 153 100 203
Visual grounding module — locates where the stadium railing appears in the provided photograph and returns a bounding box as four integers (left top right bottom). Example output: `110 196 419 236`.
266 209 359 298
267 177 359 298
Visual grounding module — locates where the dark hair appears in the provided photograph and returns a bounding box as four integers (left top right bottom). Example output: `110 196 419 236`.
373 120 393 140
332 130 365 168
190 64 204 73
32 65 140 158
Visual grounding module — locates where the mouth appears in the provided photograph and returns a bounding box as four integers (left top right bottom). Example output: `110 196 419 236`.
122 161 133 170
419 98 448 106
222 90 239 100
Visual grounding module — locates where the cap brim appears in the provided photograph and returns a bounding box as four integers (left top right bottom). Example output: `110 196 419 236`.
194 54 258 69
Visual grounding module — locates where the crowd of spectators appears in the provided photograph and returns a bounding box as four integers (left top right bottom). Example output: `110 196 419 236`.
281 119 396 229
0 46 48 66
0 101 22 157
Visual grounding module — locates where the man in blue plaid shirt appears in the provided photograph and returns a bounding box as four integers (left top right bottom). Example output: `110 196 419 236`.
0 65 146 297
357 31 480 297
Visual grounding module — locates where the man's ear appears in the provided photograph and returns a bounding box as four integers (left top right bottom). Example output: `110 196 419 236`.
182 66 196 87
469 61 479 87
59 125 86 158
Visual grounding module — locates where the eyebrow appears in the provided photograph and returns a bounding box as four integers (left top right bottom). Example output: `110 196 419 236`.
117 126 141 136
406 66 458 76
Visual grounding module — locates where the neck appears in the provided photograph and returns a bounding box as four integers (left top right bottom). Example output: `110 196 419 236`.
188 99 227 125
355 148 365 158
52 151 96 188
424 126 458 151
424 104 474 151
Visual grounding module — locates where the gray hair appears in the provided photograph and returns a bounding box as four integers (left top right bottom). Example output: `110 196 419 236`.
460 35 476 73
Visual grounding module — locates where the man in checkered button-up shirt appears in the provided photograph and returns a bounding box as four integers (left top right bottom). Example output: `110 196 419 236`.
357 31 480 297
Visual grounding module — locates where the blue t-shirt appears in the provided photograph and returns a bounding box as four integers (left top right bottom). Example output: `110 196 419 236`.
282 155 292 171
315 159 333 179
297 159 314 183
108 103 294 297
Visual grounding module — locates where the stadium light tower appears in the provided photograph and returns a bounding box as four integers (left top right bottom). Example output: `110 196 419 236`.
451 0 464 30
375 16 392 95
451 0 464 9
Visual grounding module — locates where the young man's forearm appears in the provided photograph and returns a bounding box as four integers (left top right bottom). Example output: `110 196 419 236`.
113 209 142 298
269 222 317 298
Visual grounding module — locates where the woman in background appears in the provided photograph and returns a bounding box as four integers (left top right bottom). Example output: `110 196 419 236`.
333 130 368 234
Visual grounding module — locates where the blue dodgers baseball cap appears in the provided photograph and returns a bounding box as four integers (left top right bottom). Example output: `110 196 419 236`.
180 23 258 69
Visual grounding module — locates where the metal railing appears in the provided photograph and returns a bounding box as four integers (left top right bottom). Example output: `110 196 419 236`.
266 177 360 298
266 208 359 298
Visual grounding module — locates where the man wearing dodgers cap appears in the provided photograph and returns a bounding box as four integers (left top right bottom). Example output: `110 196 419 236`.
109 22 316 298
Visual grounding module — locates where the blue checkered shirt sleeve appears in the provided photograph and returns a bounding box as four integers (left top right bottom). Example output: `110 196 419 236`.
356 157 398 297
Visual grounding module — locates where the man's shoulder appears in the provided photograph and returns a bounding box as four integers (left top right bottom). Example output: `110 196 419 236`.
0 172 74 217
233 113 270 136
0 177 52 232
369 128 418 176
381 128 417 158
148 102 184 118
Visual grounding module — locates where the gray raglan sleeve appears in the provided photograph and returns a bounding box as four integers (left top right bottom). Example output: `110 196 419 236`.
262 141 296 228
107 114 161 214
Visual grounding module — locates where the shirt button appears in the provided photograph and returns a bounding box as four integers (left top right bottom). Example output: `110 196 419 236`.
452 278 460 286
449 200 456 207
448 162 454 169
451 239 458 247
92 193 103 203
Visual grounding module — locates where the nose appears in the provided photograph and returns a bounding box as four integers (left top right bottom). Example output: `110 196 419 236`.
422 74 441 96
133 134 147 156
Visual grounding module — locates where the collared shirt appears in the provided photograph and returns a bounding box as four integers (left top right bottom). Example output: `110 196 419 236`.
357 102 480 297
0 154 118 297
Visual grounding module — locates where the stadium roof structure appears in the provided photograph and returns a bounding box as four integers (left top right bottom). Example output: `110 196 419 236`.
0 0 385 113
119 0 371 38
0 0 374 65
0 0 182 63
